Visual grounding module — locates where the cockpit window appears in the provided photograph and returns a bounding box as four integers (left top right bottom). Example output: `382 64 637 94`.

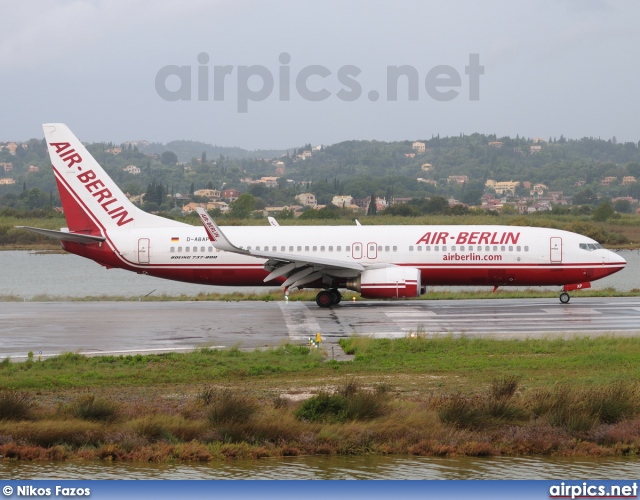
580 243 603 251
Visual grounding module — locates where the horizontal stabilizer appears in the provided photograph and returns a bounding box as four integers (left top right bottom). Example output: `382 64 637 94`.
16 226 106 244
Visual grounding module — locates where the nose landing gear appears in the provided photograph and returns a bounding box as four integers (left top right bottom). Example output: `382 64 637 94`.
559 292 570 304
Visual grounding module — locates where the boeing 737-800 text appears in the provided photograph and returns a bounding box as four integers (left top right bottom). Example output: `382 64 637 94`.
18 124 626 307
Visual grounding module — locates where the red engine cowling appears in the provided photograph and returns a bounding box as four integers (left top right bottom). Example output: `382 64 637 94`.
346 267 422 299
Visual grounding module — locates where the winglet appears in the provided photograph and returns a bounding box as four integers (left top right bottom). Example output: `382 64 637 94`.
268 216 279 227
195 208 248 253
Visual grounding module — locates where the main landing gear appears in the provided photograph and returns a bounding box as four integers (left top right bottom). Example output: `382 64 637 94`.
316 289 342 308
559 292 570 304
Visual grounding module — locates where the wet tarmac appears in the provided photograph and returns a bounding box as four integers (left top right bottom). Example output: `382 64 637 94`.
1 297 640 359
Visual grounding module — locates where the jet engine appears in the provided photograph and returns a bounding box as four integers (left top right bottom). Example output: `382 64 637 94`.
346 267 422 299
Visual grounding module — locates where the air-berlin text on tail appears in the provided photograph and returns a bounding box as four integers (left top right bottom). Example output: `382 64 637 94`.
49 142 134 227
199 213 220 241
416 231 521 246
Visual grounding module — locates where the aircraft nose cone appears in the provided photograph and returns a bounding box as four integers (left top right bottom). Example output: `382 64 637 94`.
609 250 626 266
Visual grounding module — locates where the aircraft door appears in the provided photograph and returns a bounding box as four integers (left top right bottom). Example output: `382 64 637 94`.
550 237 562 262
367 242 378 259
352 242 363 259
138 238 150 264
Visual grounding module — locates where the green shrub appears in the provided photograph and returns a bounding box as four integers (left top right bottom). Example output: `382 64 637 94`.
491 375 520 400
0 390 31 420
296 379 390 423
207 389 257 425
586 382 636 424
295 392 348 423
437 395 484 430
71 394 118 422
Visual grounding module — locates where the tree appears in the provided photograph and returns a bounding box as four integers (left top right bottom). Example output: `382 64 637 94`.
201 151 207 164
279 207 295 219
501 204 518 215
229 193 256 219
613 199 633 214
161 151 178 166
573 188 598 206
592 202 618 221
367 193 377 216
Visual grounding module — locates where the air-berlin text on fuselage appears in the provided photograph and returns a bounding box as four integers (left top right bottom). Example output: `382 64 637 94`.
49 142 134 227
416 231 521 245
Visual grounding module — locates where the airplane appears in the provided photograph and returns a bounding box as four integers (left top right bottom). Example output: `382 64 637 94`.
18 123 626 308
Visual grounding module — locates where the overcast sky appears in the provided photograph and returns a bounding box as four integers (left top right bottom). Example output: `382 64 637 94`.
1 0 639 149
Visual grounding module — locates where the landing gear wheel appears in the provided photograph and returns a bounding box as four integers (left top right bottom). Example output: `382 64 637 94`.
330 289 342 305
559 292 570 304
316 290 334 308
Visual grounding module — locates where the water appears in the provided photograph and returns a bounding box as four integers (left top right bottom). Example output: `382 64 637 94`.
0 251 256 298
1 455 639 480
1 250 638 298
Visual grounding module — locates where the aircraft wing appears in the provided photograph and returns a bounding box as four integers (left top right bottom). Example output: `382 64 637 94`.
16 226 106 244
195 208 373 288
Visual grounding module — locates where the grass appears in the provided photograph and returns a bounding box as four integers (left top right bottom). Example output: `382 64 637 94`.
2 287 640 303
0 337 640 460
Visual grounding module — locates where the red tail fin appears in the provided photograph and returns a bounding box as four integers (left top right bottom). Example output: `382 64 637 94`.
55 176 101 235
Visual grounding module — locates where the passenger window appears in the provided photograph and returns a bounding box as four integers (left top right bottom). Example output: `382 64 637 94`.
346 246 350 251
460 246 465 251
385 246 390 252
426 246 431 251
320 246 325 251
281 246 285 252
452 246 456 251
185 247 190 252
305 246 309 251
170 247 175 253
255 246 260 251
434 246 439 251
477 246 482 251
509 246 513 252
289 246 293 252
178 246 182 252
337 246 342 252
201 246 205 252
272 246 277 252
208 247 213 252
417 245 422 251
493 246 497 251
442 246 447 251
313 246 317 251
486 246 490 251
501 246 505 251
329 246 333 252
409 246 414 251
516 246 521 252
297 246 302 251
524 246 529 252
393 246 397 252
378 245 382 251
